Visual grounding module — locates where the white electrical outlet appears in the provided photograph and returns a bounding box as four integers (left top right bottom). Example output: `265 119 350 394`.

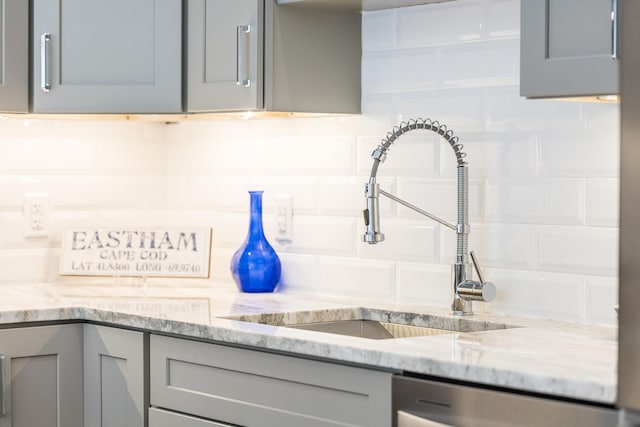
23 193 49 238
274 194 293 241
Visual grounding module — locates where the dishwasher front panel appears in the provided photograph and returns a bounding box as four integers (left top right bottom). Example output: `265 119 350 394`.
393 375 618 427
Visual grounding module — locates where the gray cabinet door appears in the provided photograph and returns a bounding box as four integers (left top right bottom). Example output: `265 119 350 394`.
0 324 84 427
186 0 263 112
520 0 619 98
186 1 361 114
0 0 28 112
150 334 392 427
84 325 145 427
32 0 182 113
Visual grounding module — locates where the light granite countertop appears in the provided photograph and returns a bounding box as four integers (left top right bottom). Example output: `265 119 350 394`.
0 282 617 405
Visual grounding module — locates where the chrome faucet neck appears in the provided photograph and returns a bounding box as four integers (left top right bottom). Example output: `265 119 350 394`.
362 118 496 315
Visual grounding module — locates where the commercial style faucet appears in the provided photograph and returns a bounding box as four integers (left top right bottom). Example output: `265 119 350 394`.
362 118 496 315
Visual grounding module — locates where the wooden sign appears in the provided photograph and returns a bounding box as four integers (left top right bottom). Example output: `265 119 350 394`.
60 228 212 278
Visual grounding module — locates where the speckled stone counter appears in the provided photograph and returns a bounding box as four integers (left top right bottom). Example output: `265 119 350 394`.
0 283 617 404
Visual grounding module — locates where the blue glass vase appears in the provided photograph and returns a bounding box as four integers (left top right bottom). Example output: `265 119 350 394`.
230 191 281 293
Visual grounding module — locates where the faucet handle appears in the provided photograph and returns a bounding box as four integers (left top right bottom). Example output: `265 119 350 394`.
458 251 497 303
470 251 486 284
458 280 497 302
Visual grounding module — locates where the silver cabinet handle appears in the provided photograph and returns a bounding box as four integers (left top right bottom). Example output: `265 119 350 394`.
0 354 6 417
40 33 52 92
236 25 251 87
611 0 618 59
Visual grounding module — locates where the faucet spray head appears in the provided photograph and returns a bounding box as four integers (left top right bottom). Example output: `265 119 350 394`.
363 179 384 244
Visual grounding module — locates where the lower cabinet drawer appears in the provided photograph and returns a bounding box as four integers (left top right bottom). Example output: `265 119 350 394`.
150 334 392 427
149 408 232 427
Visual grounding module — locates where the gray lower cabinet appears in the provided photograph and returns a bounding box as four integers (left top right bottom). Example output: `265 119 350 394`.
150 334 393 426
83 325 145 427
0 324 84 427
31 0 182 113
0 0 28 112
150 408 233 427
186 0 361 113
520 0 619 98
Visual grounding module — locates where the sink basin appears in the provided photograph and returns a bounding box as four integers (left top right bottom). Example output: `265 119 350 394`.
228 307 519 340
284 319 455 339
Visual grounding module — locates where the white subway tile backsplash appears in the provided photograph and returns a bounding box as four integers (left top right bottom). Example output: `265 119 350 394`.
281 253 396 300
584 101 621 128
278 136 357 176
397 0 483 48
397 178 483 222
586 179 619 227
277 253 321 294
93 137 165 174
165 176 251 210
0 249 50 284
358 220 439 263
485 0 520 39
487 269 586 321
537 227 618 276
277 216 357 257
441 133 536 178
486 87 586 132
318 177 370 216
357 133 440 178
538 133 620 178
205 212 248 249
362 9 396 52
437 40 519 88
585 276 618 325
247 177 319 214
0 0 621 324
362 93 399 117
395 262 451 308
486 178 586 225
210 247 236 283
79 176 161 208
0 212 30 247
397 89 486 133
317 176 396 220
464 224 536 270
0 138 93 173
362 50 438 93
315 256 395 300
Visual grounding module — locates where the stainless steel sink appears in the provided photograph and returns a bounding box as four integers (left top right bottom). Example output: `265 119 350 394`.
228 307 519 340
285 319 456 339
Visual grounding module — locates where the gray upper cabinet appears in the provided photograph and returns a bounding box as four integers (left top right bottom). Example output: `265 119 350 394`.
520 0 619 98
0 0 28 112
187 0 361 113
32 0 182 113
187 0 264 112
9 0 359 114
0 325 84 427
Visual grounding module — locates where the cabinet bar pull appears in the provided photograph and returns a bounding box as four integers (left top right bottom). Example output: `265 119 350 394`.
0 355 6 417
40 33 52 92
236 25 251 88
611 0 618 59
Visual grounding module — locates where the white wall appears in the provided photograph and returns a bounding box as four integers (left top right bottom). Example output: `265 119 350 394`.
0 0 619 324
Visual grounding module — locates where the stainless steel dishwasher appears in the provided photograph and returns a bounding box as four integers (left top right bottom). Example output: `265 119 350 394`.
393 375 619 427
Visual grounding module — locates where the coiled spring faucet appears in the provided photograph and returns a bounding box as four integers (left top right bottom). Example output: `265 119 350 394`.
363 118 496 315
